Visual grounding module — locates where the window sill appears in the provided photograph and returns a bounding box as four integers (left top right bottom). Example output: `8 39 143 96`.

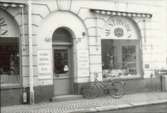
103 75 143 81
119 76 143 81
0 83 22 89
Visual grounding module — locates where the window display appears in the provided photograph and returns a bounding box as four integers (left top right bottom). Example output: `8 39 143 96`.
122 46 137 75
0 38 20 84
101 39 139 79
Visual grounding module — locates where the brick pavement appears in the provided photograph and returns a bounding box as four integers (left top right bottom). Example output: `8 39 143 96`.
1 92 167 113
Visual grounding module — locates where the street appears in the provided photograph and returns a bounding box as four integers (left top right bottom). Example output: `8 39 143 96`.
98 103 167 113
1 93 167 113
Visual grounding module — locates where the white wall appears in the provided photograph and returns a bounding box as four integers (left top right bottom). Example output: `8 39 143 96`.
2 0 166 86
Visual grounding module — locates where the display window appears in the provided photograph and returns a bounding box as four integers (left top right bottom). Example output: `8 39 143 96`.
0 9 21 85
101 39 140 79
0 38 20 84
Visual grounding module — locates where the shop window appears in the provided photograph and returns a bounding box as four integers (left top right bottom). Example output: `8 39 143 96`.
122 46 137 75
102 39 139 79
0 38 20 84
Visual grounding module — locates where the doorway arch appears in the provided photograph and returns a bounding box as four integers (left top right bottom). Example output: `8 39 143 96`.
38 11 90 83
52 27 74 96
38 11 90 97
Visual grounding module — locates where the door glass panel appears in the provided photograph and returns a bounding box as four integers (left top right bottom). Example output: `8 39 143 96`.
54 49 69 75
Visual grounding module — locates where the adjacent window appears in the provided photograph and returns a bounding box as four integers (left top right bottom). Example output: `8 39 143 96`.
0 9 20 85
0 38 20 84
102 39 140 79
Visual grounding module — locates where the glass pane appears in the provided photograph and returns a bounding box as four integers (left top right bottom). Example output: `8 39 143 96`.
101 40 114 69
0 38 20 84
122 46 137 75
52 28 72 43
101 39 138 79
54 49 69 74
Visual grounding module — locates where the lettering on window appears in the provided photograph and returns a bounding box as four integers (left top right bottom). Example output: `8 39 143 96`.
104 17 137 39
0 17 8 36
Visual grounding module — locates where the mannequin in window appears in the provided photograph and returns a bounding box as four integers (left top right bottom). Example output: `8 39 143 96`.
64 64 69 73
9 54 16 75
9 53 19 75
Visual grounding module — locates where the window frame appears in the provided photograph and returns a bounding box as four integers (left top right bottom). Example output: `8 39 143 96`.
101 39 142 80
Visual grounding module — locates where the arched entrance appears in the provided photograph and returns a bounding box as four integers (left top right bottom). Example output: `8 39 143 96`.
52 27 73 96
38 11 90 98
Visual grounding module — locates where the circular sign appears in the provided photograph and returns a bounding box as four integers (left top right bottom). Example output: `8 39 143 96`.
104 17 138 39
114 27 124 37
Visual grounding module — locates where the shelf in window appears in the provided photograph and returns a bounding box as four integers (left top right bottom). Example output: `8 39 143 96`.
0 83 22 89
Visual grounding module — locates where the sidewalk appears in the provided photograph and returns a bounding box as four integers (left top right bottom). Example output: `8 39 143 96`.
1 92 167 113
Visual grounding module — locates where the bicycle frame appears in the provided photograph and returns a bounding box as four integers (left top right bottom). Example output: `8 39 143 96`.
81 74 125 99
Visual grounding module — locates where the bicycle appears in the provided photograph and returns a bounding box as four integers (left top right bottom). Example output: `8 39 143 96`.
81 74 125 99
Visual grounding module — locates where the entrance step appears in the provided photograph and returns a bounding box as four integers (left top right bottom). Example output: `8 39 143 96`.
51 95 83 102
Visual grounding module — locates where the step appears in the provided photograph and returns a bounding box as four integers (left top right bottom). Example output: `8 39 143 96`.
51 95 83 102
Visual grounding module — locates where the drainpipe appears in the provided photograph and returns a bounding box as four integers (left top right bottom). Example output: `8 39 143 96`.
28 0 34 104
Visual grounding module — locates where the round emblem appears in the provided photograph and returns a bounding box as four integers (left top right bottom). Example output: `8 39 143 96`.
114 27 124 37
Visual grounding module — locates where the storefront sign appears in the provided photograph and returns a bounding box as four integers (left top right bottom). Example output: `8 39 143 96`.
104 17 138 39
77 50 89 77
37 50 52 79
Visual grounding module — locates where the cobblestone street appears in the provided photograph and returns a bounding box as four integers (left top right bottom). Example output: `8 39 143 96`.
1 92 167 113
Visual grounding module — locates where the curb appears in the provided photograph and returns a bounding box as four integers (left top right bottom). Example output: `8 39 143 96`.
70 100 167 113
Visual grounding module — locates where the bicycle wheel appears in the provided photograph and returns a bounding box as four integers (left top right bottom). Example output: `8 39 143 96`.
108 81 125 99
81 83 98 99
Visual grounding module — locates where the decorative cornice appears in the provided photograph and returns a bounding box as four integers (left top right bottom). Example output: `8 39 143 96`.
0 2 25 8
90 9 152 19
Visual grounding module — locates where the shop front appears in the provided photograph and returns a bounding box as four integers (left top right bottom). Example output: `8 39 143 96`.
100 16 142 79
1 0 167 106
74 9 157 94
0 5 24 106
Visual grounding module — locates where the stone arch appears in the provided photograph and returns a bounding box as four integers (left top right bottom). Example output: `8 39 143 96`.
38 11 88 43
52 27 73 43
38 11 89 84
0 8 20 37
126 16 142 40
105 16 142 40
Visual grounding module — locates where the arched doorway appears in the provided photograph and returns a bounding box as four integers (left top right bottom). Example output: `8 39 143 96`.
52 27 73 96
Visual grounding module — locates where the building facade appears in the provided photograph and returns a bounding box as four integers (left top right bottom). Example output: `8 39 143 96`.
0 0 167 106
